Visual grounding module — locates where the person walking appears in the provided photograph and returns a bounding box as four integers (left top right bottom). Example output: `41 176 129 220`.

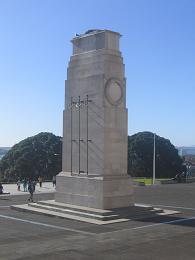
23 178 28 192
33 180 37 191
17 179 21 191
38 176 43 188
52 175 56 187
0 183 3 194
28 180 35 202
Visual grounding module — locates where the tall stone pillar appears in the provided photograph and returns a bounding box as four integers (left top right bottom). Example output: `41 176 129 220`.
56 29 133 209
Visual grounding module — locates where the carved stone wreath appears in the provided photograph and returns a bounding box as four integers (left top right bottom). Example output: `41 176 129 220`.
105 78 123 106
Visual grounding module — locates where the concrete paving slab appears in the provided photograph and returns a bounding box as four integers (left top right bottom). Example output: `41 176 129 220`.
0 183 195 259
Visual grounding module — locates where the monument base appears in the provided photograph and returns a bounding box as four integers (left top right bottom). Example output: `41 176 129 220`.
11 200 179 225
55 172 134 209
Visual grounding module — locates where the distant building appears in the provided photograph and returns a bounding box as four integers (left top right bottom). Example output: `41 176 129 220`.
177 147 195 156
187 166 195 177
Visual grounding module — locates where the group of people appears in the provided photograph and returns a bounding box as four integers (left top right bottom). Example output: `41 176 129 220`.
16 176 45 192
17 175 56 202
0 175 57 201
16 177 43 202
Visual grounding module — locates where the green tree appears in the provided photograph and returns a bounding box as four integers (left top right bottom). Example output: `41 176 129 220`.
0 132 62 182
128 132 183 178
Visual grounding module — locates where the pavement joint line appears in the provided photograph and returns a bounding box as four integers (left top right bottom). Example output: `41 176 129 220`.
0 206 10 208
0 214 94 236
100 217 195 235
0 214 194 236
130 217 195 230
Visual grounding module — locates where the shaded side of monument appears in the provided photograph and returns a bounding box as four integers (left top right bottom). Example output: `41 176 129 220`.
11 30 179 224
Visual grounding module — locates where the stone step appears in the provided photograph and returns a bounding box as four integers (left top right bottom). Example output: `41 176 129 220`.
11 200 175 225
28 202 163 220
38 200 113 216
28 203 118 221
38 200 157 217
11 204 129 225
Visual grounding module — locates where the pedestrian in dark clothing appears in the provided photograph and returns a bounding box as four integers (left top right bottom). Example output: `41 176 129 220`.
0 183 3 194
33 180 37 191
23 178 28 192
17 179 21 191
52 176 56 187
38 176 43 187
28 180 35 202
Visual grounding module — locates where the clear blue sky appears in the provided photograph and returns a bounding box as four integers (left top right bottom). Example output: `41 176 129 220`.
0 0 195 147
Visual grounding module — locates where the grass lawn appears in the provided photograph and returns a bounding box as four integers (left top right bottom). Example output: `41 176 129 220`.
133 178 170 185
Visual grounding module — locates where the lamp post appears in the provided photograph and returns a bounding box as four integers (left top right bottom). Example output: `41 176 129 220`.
153 133 156 185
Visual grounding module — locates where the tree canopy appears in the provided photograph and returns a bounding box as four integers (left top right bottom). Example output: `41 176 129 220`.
128 131 183 178
0 132 62 182
0 131 183 181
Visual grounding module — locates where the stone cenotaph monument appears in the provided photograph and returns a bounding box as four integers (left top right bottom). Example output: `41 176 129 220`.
12 30 172 223
55 29 134 209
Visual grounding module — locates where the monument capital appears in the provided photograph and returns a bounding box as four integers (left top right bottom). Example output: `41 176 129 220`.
71 29 121 55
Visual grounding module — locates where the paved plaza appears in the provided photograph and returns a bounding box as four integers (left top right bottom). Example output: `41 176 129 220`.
0 183 195 260
1 182 55 196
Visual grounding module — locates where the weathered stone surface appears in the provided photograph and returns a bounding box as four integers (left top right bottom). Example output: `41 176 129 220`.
56 172 133 209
